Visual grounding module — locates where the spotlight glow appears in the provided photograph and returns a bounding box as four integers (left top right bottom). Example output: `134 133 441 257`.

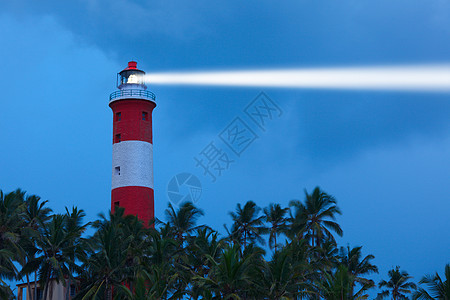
145 65 450 92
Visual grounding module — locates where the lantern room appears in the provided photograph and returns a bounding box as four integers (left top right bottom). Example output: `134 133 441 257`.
110 61 155 103
117 61 146 89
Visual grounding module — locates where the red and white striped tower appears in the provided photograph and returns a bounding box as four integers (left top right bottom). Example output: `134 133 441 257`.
109 61 156 225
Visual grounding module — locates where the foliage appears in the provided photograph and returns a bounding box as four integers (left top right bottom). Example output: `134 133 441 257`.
413 264 450 300
288 187 342 247
0 186 446 300
377 266 417 300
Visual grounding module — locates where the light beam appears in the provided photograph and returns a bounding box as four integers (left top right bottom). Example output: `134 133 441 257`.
145 65 450 92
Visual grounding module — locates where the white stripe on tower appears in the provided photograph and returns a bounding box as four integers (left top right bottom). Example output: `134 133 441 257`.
111 141 154 189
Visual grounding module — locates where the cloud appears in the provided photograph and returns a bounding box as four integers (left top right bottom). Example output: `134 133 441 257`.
0 14 117 219
1 0 218 48
194 89 450 169
2 0 450 69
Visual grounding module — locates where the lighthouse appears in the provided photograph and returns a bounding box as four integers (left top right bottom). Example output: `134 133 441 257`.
109 61 156 225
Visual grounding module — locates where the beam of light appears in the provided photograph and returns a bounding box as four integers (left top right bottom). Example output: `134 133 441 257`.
144 65 450 92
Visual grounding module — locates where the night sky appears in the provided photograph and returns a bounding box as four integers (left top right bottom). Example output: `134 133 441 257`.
1 0 449 293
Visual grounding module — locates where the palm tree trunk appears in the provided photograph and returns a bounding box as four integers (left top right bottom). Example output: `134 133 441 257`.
26 273 32 300
42 280 49 300
105 279 112 300
34 271 37 300
274 233 277 252
66 265 74 300
244 230 247 248
49 281 54 300
66 276 71 300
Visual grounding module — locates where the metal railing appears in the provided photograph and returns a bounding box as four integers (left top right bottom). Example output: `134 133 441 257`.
109 89 156 101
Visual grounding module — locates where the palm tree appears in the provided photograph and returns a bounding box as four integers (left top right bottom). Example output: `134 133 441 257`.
186 228 225 298
186 227 224 276
289 186 342 247
228 201 267 248
23 195 52 228
63 207 89 300
76 209 131 300
21 194 52 300
195 244 262 299
155 202 205 297
260 247 310 299
0 278 14 300
311 238 340 273
17 231 37 300
23 214 73 300
117 269 181 300
0 189 25 256
145 227 185 299
0 248 17 299
339 245 378 297
0 189 53 300
377 266 417 300
413 263 450 300
317 264 371 300
162 201 204 242
263 203 288 251
77 208 155 300
0 189 25 296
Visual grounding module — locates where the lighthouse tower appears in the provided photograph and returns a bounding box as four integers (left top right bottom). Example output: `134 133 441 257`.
109 61 156 225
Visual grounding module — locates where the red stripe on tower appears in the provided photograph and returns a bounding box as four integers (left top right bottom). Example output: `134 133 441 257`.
109 61 156 226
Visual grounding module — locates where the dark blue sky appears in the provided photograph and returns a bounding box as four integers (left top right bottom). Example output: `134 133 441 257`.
1 0 449 293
